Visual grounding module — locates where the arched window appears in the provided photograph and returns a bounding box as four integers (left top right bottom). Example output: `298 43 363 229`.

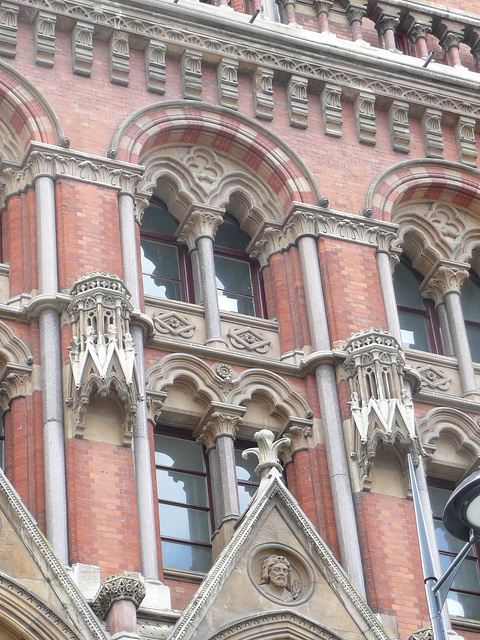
393 259 442 353
140 198 194 302
461 273 480 363
213 215 265 318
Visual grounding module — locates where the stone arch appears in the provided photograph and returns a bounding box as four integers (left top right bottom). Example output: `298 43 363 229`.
364 159 480 223
417 407 480 480
0 62 67 161
0 320 33 413
109 101 323 220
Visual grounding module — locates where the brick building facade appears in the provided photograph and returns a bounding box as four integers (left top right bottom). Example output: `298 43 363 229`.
0 0 479 638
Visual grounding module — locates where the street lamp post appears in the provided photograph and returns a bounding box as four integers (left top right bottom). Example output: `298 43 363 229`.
408 455 480 640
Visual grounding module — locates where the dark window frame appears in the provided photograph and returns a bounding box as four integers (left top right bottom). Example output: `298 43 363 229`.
394 29 416 56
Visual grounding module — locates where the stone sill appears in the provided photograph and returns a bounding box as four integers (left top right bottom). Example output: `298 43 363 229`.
164 567 206 583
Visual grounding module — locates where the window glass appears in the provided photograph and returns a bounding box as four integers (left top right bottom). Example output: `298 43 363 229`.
429 482 480 621
235 447 259 512
461 276 480 363
142 201 178 236
155 431 212 573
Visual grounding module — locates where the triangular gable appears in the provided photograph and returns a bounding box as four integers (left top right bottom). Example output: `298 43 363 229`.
0 468 107 640
168 475 390 640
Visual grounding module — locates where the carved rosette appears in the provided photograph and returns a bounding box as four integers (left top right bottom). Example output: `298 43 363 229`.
342 328 422 490
420 263 469 305
194 402 246 450
66 271 142 445
92 575 146 620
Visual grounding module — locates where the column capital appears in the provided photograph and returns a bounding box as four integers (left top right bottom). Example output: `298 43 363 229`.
313 0 333 15
400 10 433 43
344 2 367 25
420 260 470 305
435 19 465 52
92 574 146 620
194 402 246 450
177 206 224 250
279 416 314 463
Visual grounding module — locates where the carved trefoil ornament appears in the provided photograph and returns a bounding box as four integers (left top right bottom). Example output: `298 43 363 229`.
287 75 308 129
227 326 271 353
218 58 239 110
72 21 93 76
145 40 166 94
252 67 274 121
34 11 56 67
354 92 376 145
181 49 202 100
66 271 142 446
342 328 423 490
320 83 342 138
182 146 222 186
153 311 196 339
421 108 444 158
0 2 18 58
109 31 130 86
388 100 410 154
454 116 477 168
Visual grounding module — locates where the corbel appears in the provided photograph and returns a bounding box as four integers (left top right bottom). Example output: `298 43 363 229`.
71 21 93 77
387 100 410 154
0 1 18 58
320 83 342 137
34 10 56 67
109 31 130 86
217 57 238 110
181 48 202 100
287 74 308 129
145 40 166 94
252 67 274 121
354 91 376 145
421 108 444 159
454 116 477 168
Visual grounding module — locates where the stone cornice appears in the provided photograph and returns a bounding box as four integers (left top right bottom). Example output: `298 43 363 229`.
11 0 480 120
0 142 144 207
249 203 398 268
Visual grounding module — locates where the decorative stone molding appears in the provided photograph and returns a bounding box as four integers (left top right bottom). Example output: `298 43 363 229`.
287 75 308 129
421 109 444 159
243 429 291 476
387 101 410 154
34 10 56 67
407 629 433 640
0 143 144 209
354 92 376 146
177 208 223 250
217 58 238 110
342 328 422 490
436 21 465 57
250 204 398 269
109 31 130 86
314 0 333 31
92 575 146 620
0 362 33 413
420 261 469 304
320 83 342 138
227 327 271 353
66 271 142 445
145 40 166 94
252 67 274 121
145 389 168 424
71 21 93 76
0 1 18 58
182 146 223 186
344 1 367 40
153 311 196 339
194 402 246 450
415 365 451 391
181 49 202 101
279 416 313 463
454 116 477 168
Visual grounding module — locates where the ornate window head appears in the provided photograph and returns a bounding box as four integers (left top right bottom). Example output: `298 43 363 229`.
393 258 443 354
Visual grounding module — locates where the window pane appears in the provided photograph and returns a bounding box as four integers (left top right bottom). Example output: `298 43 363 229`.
161 540 212 572
235 449 257 482
446 591 480 621
215 256 253 296
141 240 179 280
393 263 424 308
155 434 205 472
434 520 466 555
461 277 480 322
429 485 450 516
214 218 250 251
159 503 210 542
439 555 480 592
156 469 207 507
142 201 178 236
238 484 257 512
398 310 430 351
143 275 181 300
466 324 480 363
217 292 255 316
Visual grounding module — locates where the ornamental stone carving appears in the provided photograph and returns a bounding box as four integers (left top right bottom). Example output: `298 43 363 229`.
218 58 239 110
354 92 376 146
0 1 18 58
66 271 142 445
388 101 410 154
153 311 196 339
227 327 271 353
177 208 223 250
252 67 274 121
34 11 56 67
287 75 308 129
109 31 130 86
342 328 422 490
145 40 166 94
182 147 223 186
72 21 93 77
455 116 477 168
182 49 202 100
194 402 246 450
243 429 291 476
415 365 451 391
321 83 342 138
92 574 146 620
420 262 469 305
421 109 444 159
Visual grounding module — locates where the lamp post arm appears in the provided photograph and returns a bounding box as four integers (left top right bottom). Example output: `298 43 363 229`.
432 530 480 607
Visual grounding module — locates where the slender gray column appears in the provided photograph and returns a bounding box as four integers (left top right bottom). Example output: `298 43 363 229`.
208 435 240 527
190 248 203 304
197 235 222 343
118 193 159 579
444 291 477 396
437 302 454 357
376 249 402 343
36 176 69 564
298 235 366 597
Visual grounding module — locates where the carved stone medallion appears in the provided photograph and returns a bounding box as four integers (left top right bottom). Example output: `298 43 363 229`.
248 544 313 605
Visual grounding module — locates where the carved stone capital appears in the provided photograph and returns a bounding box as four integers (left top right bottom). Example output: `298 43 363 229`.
177 208 224 250
194 402 246 450
407 21 432 43
313 0 333 16
346 4 366 25
420 262 470 303
439 29 464 53
375 14 400 36
279 417 313 463
249 225 285 269
0 363 33 413
92 574 146 620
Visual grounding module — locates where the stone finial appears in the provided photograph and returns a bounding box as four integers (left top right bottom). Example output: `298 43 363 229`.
92 574 146 620
243 429 291 477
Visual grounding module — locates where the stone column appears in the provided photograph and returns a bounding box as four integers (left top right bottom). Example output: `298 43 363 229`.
421 262 477 397
295 228 366 597
404 14 433 59
375 244 402 343
344 1 367 41
118 192 159 580
374 8 401 51
36 175 68 564
195 402 246 556
178 208 225 347
93 574 146 640
436 20 465 67
277 0 297 25
314 0 333 32
436 302 454 357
